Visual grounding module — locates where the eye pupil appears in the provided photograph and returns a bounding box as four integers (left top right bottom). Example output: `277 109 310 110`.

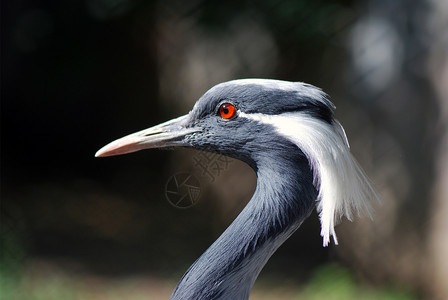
219 103 236 119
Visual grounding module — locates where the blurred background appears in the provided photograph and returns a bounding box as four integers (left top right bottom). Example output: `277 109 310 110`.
1 0 447 299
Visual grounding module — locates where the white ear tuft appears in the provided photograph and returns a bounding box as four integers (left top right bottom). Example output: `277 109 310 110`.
279 113 378 246
241 111 378 246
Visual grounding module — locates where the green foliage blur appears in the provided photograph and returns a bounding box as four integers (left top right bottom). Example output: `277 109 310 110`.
0 262 416 300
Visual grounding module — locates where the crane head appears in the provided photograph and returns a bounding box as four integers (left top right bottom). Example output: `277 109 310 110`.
95 79 332 167
96 79 377 246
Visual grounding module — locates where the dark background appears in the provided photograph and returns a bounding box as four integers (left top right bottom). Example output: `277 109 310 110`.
2 0 447 299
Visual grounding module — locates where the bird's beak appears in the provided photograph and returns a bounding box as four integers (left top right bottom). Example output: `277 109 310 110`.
95 115 199 157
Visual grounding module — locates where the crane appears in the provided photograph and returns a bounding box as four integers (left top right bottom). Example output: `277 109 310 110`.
96 79 377 300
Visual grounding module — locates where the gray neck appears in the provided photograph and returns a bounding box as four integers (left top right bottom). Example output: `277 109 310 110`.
170 152 316 300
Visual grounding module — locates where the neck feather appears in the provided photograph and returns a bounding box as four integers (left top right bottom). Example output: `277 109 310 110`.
170 150 316 300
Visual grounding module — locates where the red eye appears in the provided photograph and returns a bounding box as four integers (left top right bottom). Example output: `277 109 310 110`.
219 103 236 119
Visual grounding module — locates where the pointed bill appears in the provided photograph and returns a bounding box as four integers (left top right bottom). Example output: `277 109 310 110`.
95 115 199 157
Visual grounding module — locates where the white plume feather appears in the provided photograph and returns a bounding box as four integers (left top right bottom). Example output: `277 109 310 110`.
240 111 377 246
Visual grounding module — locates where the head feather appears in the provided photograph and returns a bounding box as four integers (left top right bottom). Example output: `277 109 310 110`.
240 110 378 246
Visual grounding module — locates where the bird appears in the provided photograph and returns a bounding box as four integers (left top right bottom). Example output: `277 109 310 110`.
95 79 377 300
